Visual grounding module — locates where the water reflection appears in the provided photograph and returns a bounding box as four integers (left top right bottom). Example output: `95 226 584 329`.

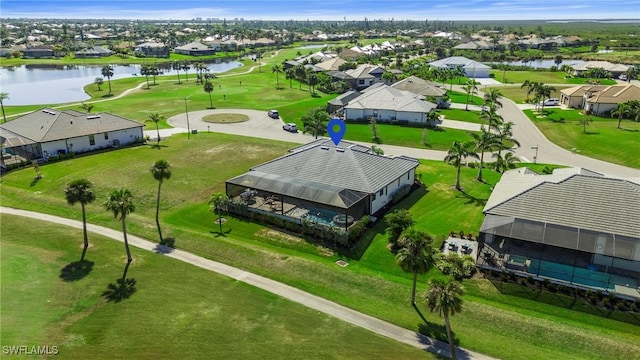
0 59 242 105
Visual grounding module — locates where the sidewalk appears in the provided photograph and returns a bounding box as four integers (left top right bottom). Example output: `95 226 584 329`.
0 206 495 360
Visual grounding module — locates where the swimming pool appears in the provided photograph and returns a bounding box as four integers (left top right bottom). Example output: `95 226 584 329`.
303 208 340 227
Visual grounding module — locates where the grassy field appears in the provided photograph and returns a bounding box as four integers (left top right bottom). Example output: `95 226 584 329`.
523 108 640 168
343 122 474 150
438 108 484 123
1 133 638 360
1 214 433 359
486 85 571 104
489 70 617 85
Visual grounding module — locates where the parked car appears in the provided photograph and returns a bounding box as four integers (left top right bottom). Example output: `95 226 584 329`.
540 98 559 106
282 123 298 132
268 110 279 119
619 74 628 81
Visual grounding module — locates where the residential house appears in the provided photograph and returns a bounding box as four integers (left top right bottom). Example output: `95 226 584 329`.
174 41 215 56
134 41 169 58
428 56 491 78
225 139 419 227
390 76 447 107
22 45 54 58
315 57 346 72
342 84 437 124
74 46 112 58
327 90 361 114
453 40 494 51
344 64 386 90
572 61 630 78
560 84 640 116
0 108 144 163
477 167 640 299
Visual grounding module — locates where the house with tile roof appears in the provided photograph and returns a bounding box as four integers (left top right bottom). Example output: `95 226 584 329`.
134 41 169 58
174 41 215 56
560 84 640 116
342 84 437 124
478 167 640 299
344 64 386 90
428 56 491 78
390 76 447 107
572 61 630 78
0 108 143 163
226 139 419 228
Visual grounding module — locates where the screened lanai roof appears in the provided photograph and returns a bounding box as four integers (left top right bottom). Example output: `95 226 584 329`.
480 214 638 261
227 171 368 209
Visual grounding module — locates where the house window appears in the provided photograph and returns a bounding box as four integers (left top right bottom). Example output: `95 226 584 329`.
397 178 400 186
89 134 95 146
104 132 109 140
379 189 384 196
358 79 365 85
407 172 410 180
372 193 376 201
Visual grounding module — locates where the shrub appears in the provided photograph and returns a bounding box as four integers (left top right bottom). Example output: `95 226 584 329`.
391 184 412 205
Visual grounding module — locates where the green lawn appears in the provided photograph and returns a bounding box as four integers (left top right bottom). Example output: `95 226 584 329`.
490 70 566 84
1 214 432 359
524 108 640 168
438 108 484 123
447 91 484 106
1 134 638 360
486 85 571 104
343 122 474 150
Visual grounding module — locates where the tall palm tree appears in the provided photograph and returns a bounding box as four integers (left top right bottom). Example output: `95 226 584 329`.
301 108 330 139
520 80 535 102
140 64 151 89
425 279 464 360
294 64 306 90
0 92 8 123
482 88 503 110
480 105 504 130
444 141 478 191
172 61 182 84
272 64 282 88
285 68 296 88
104 188 136 264
469 127 499 182
462 80 479 111
64 179 96 261
182 62 191 82
146 113 164 144
611 102 632 129
495 121 520 157
204 81 214 108
101 65 114 95
151 160 171 243
535 84 555 113
396 228 434 304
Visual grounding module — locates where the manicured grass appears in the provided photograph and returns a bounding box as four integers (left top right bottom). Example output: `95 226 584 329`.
490 70 566 84
523 108 640 168
438 108 484 124
202 113 249 123
343 122 474 150
486 85 571 104
1 214 432 359
2 134 638 360
447 91 484 106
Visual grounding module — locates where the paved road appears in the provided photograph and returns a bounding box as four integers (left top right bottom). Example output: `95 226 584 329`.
0 206 495 360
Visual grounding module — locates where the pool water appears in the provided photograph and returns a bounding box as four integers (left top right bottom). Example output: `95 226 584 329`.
303 208 340 227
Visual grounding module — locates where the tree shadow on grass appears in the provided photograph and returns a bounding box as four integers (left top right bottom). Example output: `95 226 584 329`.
102 263 137 303
457 191 487 207
59 260 94 282
210 228 232 238
149 143 169 149
418 322 454 345
154 237 175 254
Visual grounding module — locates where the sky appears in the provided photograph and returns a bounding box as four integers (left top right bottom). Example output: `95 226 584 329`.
1 0 639 21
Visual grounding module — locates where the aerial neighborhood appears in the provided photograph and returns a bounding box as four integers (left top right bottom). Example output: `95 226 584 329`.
1 13 639 360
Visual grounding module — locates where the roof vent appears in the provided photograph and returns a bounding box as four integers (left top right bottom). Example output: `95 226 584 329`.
320 146 329 150
87 115 101 119
336 148 345 153
42 109 57 115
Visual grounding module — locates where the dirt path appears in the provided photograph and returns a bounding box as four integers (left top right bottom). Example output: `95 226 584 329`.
0 206 494 360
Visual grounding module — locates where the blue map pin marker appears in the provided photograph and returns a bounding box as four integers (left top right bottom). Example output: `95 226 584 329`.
327 119 346 146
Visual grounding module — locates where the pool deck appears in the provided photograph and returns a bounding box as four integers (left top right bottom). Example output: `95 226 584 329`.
443 237 479 261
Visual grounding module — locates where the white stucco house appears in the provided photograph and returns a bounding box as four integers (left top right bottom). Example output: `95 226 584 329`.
0 108 144 162
560 84 640 116
428 56 491 78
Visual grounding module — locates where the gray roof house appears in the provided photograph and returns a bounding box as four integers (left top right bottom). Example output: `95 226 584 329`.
344 64 386 89
0 108 144 164
343 84 437 124
74 46 113 58
390 76 447 106
134 41 169 58
226 139 419 225
478 167 640 299
428 56 491 78
174 41 215 56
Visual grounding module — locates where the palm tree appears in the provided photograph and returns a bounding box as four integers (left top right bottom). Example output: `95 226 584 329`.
396 228 434 304
0 92 9 123
285 68 296 88
101 65 114 95
425 278 464 360
469 127 499 182
151 160 171 243
146 113 164 144
140 64 151 89
520 80 537 103
301 108 330 139
536 84 555 113
104 188 136 264
182 62 191 82
482 88 503 110
492 152 520 173
554 54 563 67
462 80 479 111
495 121 520 157
204 81 214 108
272 64 283 88
94 77 104 91
64 179 96 261
81 102 94 113
294 64 306 90
579 116 593 134
611 102 632 129
172 61 182 84
444 141 478 191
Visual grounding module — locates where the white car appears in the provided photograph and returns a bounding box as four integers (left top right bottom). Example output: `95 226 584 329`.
540 98 559 106
282 123 298 132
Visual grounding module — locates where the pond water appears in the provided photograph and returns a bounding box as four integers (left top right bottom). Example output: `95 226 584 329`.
296 44 328 49
0 59 242 105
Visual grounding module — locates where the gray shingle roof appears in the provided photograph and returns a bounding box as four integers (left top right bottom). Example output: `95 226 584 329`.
484 169 640 239
428 56 491 70
344 84 436 113
391 76 446 97
252 139 419 194
0 108 143 144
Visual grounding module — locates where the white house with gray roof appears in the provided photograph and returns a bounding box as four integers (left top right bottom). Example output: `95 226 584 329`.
226 139 419 225
0 108 143 162
478 167 640 299
343 84 436 124
428 56 491 78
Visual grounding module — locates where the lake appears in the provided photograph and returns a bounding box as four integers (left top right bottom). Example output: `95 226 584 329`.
0 59 242 106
